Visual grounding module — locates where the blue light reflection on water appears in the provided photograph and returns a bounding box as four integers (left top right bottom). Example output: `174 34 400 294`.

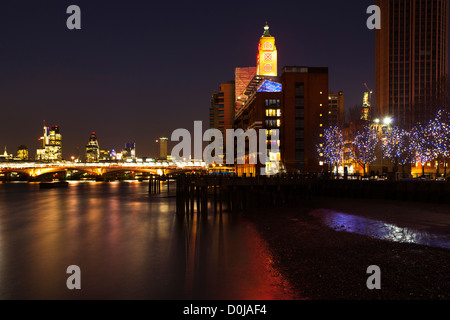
311 209 450 250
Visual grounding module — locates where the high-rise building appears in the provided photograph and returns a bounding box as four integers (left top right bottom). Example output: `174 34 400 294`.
376 0 449 128
36 125 62 162
158 137 168 160
122 143 136 161
16 145 28 161
210 81 235 160
281 67 329 173
110 149 118 161
85 132 100 163
99 150 111 162
328 91 345 127
210 82 236 133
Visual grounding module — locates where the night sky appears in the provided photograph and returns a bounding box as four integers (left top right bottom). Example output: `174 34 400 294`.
0 0 437 159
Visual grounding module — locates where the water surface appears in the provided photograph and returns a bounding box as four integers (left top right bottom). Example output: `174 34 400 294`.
0 181 297 300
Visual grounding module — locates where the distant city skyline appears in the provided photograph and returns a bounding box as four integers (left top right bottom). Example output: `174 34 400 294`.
1 1 449 159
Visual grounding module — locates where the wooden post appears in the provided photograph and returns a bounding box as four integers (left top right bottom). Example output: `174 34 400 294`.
196 185 200 214
190 183 194 215
213 183 217 213
176 175 184 215
149 176 153 194
219 177 223 214
167 177 170 194
202 185 208 217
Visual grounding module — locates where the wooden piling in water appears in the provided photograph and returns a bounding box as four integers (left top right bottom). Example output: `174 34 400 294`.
169 173 450 217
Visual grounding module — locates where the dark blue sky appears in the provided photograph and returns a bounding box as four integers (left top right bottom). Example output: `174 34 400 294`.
1 1 382 158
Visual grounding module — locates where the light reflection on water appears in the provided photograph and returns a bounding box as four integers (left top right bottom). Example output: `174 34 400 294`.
0 182 297 300
311 209 450 250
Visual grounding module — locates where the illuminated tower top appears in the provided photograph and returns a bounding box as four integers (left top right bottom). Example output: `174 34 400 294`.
257 22 277 77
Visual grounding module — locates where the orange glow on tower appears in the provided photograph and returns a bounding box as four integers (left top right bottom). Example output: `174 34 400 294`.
257 23 277 77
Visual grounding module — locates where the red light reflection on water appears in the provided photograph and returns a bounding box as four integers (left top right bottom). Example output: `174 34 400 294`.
181 211 300 300
0 182 301 300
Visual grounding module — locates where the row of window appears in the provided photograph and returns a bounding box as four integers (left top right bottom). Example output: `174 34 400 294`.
266 140 281 147
266 129 279 137
266 109 281 117
266 120 281 128
265 99 281 107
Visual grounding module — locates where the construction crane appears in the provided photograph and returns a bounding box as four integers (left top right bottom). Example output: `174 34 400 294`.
364 83 373 103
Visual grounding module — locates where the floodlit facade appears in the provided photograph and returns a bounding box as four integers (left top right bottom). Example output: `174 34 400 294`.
99 150 111 162
16 145 28 161
36 125 62 162
122 143 136 161
361 92 371 121
0 146 13 162
257 23 278 77
85 132 100 163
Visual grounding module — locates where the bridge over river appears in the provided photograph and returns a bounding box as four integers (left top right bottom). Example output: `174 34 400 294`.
0 161 208 177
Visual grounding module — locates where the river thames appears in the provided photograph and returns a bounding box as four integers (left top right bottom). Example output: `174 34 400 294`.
0 181 298 300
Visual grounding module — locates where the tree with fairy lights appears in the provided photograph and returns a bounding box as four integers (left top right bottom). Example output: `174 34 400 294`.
382 127 412 178
428 110 450 177
317 126 344 176
351 125 378 177
410 123 434 177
